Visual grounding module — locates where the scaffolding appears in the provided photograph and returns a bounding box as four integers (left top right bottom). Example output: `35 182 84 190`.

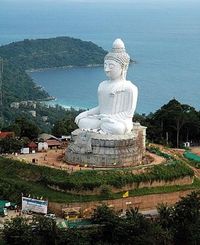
0 58 3 125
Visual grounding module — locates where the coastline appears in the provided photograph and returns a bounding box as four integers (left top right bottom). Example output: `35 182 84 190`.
28 62 135 112
40 99 87 111
27 64 102 111
26 63 103 73
37 96 56 102
26 60 136 73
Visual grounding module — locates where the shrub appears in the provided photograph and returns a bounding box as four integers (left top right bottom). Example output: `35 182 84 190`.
0 157 194 194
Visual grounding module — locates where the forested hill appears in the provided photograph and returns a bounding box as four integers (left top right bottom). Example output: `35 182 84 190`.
0 37 107 125
0 37 107 70
2 61 49 105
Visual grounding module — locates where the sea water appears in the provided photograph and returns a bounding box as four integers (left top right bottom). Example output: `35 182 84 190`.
1 0 200 114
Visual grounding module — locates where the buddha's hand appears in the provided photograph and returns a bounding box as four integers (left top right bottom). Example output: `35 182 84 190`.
75 111 88 124
101 116 115 124
98 114 110 119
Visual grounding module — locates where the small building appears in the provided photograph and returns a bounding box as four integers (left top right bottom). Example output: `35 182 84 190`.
27 101 37 109
38 133 62 149
28 141 37 153
46 139 62 149
0 200 10 208
61 135 71 141
20 101 28 106
183 142 190 148
29 110 36 117
42 116 48 122
0 131 14 139
38 142 48 152
10 102 20 109
21 147 30 154
38 133 59 142
0 206 7 216
62 207 81 220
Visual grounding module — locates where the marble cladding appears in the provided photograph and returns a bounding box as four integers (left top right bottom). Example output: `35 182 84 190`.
65 123 146 167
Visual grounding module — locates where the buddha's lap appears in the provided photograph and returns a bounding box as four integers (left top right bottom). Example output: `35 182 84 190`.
78 117 101 129
78 116 126 134
100 121 126 134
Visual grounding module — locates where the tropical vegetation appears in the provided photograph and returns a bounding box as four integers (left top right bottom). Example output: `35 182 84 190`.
0 156 194 204
1 192 200 245
134 99 200 148
0 37 106 128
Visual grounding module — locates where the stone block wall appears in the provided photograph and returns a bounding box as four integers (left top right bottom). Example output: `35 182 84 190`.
65 123 146 167
48 190 193 217
46 176 193 196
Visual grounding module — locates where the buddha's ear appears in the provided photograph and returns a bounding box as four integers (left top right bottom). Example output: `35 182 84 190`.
121 64 128 80
121 64 124 76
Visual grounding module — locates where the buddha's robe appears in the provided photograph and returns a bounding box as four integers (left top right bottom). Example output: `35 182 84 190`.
77 80 138 135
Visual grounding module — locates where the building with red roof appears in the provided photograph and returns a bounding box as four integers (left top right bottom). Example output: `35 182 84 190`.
0 131 14 139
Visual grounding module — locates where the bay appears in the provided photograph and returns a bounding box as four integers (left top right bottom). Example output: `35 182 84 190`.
1 0 200 114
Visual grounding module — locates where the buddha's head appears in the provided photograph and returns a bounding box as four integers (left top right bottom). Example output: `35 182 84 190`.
104 39 130 80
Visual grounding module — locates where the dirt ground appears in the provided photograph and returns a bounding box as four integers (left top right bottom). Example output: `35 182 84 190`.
190 146 200 156
146 152 165 165
9 149 86 172
7 148 165 173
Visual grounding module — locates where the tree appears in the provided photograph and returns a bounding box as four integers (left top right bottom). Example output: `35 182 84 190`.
149 99 200 147
0 137 23 153
133 113 147 126
157 191 200 244
157 203 174 231
181 108 200 143
115 208 171 245
31 215 57 245
51 118 77 137
157 99 187 147
3 217 32 245
56 229 90 245
14 117 40 139
172 191 200 244
91 204 118 225
91 205 170 245
0 37 106 126
91 204 120 243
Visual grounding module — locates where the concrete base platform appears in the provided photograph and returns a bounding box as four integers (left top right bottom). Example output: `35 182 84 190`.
65 123 146 167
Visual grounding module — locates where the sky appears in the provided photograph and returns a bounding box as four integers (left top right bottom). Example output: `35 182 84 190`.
1 0 199 2
1 0 199 9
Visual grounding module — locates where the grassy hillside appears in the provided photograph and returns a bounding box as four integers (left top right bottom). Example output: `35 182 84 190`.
0 156 195 203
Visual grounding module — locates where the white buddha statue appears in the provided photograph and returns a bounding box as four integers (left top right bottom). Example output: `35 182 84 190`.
75 38 138 135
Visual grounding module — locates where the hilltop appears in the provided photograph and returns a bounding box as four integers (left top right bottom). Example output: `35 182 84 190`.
0 37 106 70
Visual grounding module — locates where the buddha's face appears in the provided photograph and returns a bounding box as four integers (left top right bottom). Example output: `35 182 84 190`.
104 59 123 80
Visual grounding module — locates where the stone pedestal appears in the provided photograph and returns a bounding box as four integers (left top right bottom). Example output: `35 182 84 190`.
65 123 146 168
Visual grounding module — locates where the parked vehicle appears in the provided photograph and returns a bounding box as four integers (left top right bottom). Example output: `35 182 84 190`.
44 213 56 219
0 207 7 217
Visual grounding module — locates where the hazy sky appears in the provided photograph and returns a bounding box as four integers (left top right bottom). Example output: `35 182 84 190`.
2 0 199 11
2 0 199 2
1 0 199 8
